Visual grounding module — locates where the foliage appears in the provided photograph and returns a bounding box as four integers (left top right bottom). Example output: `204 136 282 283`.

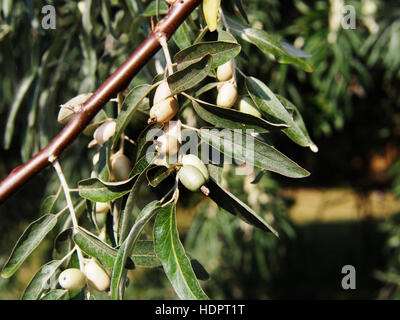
1 0 399 301
0 0 317 300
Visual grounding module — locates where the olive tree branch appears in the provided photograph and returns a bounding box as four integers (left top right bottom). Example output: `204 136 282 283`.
0 0 202 205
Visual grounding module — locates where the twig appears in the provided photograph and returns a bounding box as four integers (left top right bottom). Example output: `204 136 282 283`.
157 32 174 76
52 160 85 271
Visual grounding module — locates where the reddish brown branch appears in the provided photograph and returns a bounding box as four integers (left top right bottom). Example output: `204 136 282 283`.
0 0 202 205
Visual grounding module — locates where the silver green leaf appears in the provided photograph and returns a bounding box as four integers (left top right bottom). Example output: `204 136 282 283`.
174 41 241 70
112 84 151 149
167 54 213 95
1 214 58 278
111 200 161 300
246 76 317 150
226 16 312 72
22 260 63 300
206 178 278 236
154 204 209 300
199 128 310 178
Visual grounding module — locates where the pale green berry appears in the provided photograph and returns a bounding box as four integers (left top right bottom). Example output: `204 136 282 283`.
153 80 172 104
58 268 86 291
149 81 179 124
149 98 179 124
238 97 262 117
217 61 234 82
110 153 131 181
178 165 207 192
217 83 237 108
93 120 116 145
181 154 209 181
84 260 110 292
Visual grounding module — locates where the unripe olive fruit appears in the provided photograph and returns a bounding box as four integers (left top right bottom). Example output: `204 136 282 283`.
178 165 208 192
154 80 172 105
149 81 179 124
84 260 110 292
95 202 109 214
149 98 179 124
217 61 234 82
58 268 86 291
110 153 131 181
181 154 209 181
238 97 262 118
93 120 116 145
217 83 238 108
178 155 209 192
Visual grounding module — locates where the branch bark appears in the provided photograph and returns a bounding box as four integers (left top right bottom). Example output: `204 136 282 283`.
0 0 202 205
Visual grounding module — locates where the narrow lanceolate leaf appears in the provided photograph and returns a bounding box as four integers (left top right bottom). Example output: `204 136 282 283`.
146 165 176 187
131 240 209 280
74 227 122 269
191 99 286 133
173 22 193 50
142 0 168 17
196 82 220 97
280 41 312 58
22 260 63 300
276 95 318 153
154 204 209 300
199 128 310 178
39 192 60 215
4 71 36 149
206 178 279 236
226 17 312 72
1 215 58 278
40 289 69 300
174 41 241 70
78 178 134 203
246 76 316 149
131 240 162 268
118 155 157 244
218 30 238 43
167 54 213 95
112 84 151 149
111 201 161 300
78 154 156 203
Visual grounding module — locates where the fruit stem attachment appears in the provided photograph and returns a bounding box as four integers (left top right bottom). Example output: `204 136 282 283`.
52 160 85 271
161 174 180 207
200 185 210 196
157 32 174 76
181 123 200 133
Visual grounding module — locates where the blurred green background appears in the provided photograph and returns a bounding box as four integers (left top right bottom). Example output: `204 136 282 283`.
1 0 400 299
